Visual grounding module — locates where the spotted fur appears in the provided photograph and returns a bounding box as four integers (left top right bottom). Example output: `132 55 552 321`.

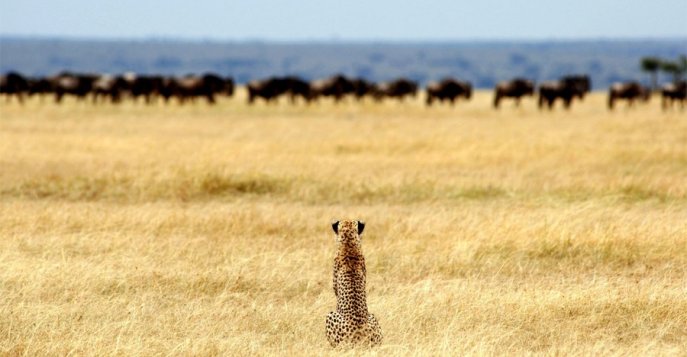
325 220 382 347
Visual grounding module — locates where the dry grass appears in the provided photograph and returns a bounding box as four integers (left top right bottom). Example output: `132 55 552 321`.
1 91 686 356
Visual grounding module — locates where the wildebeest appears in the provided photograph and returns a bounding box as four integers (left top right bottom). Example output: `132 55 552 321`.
50 72 98 103
561 75 591 100
127 74 164 104
378 78 418 101
426 78 472 106
351 78 379 101
310 75 356 102
0 72 30 103
167 76 202 103
164 73 233 104
223 76 235 97
661 81 686 109
201 73 234 101
247 77 290 104
538 76 589 109
246 76 309 104
607 81 650 110
92 74 131 103
281 76 313 103
493 78 535 108
27 77 54 100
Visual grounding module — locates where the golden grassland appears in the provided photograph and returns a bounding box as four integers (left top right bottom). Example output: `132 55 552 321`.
1 91 686 356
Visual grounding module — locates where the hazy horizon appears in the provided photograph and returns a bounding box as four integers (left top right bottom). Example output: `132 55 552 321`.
3 37 684 88
2 34 686 44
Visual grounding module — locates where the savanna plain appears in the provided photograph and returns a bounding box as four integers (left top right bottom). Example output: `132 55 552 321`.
1 91 686 356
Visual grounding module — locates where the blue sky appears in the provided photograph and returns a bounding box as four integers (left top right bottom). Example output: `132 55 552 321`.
1 0 686 41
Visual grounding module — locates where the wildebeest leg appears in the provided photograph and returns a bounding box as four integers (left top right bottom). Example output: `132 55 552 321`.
115 90 124 104
493 93 501 109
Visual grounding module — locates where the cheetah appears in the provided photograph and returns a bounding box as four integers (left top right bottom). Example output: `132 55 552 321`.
325 220 382 348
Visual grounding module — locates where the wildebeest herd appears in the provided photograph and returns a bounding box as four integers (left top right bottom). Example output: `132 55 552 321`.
0 72 234 105
1 71 685 110
246 75 421 103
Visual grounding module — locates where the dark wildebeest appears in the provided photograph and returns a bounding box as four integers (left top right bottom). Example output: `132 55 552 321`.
224 76 235 98
426 78 472 106
167 73 232 104
350 78 379 101
0 72 30 103
245 76 311 104
126 74 164 104
493 78 535 108
310 75 356 102
607 81 650 110
200 73 235 102
562 75 591 100
378 78 418 101
92 74 131 103
538 77 589 109
661 81 686 110
281 76 313 103
246 77 291 104
157 76 179 103
50 72 97 103
27 77 54 101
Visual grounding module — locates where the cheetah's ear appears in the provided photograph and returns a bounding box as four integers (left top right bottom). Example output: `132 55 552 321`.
331 220 339 235
357 221 365 235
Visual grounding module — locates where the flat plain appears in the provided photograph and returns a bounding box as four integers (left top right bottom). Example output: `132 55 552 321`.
1 91 686 356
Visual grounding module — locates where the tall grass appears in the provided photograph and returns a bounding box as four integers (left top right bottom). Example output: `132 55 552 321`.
1 91 686 355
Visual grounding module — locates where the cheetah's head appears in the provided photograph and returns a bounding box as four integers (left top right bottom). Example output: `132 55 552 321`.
331 220 365 245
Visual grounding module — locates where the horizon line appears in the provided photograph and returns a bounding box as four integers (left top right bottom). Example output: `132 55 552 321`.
2 33 686 45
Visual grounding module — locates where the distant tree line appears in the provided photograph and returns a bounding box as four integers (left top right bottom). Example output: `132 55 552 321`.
2 38 686 90
640 55 687 90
